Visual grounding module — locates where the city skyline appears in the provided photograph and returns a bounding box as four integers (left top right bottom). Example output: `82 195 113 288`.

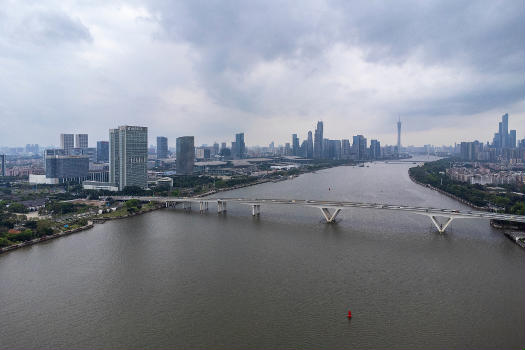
0 1 523 147
0 113 521 153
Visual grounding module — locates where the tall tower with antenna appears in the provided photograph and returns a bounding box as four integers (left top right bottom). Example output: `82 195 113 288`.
396 116 402 152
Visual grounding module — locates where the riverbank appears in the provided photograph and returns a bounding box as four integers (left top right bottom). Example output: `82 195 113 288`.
0 221 94 254
409 174 487 211
194 177 281 198
0 203 167 254
502 231 525 248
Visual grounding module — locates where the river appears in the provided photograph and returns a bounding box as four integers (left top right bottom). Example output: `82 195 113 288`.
0 156 523 349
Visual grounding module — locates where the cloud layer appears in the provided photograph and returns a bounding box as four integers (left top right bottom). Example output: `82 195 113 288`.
0 0 523 147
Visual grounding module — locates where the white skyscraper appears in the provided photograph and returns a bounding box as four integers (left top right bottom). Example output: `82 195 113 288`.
109 126 148 191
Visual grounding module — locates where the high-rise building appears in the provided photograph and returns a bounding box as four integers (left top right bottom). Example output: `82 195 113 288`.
370 139 381 159
213 142 220 156
60 134 74 151
300 140 308 157
292 134 299 156
307 131 313 158
501 113 509 147
353 135 367 160
509 130 517 149
322 139 330 159
176 136 195 175
342 139 351 159
231 141 238 157
330 140 341 160
157 136 168 159
314 121 323 159
232 133 245 159
75 134 88 149
109 126 148 191
493 133 501 149
96 141 109 163
45 152 89 182
284 143 292 156
460 141 481 160
493 113 512 149
397 117 402 152
1 154 5 176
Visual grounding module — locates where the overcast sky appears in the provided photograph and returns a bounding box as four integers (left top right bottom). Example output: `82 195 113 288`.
0 0 523 148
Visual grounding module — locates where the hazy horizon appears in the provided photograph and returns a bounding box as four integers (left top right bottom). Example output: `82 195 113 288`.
1 0 523 147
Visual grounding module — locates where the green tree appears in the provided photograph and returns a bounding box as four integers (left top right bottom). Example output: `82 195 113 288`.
0 237 10 247
7 203 28 213
25 220 38 229
510 201 525 215
36 220 54 236
125 199 142 209
74 218 88 226
121 186 147 196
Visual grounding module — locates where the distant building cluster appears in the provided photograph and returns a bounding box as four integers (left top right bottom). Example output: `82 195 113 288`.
28 132 109 185
458 114 524 163
0 117 415 191
446 166 525 186
276 121 385 161
2 112 521 193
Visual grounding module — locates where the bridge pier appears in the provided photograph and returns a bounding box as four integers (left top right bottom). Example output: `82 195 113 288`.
320 207 341 223
217 201 227 214
199 201 209 213
252 204 261 216
429 216 454 233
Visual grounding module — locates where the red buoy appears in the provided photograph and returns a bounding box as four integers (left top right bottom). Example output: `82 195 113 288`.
347 310 352 318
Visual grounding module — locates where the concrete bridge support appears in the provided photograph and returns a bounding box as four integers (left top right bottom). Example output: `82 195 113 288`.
429 215 454 233
320 207 342 223
252 204 261 216
199 201 209 213
217 201 227 214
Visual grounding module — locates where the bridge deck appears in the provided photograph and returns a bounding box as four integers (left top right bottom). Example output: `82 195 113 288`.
112 196 525 223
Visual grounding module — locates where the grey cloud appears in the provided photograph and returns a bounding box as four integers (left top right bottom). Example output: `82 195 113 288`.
149 0 524 118
152 0 335 69
2 9 92 49
0 0 523 147
28 11 93 44
152 0 524 71
339 1 524 72
412 79 524 124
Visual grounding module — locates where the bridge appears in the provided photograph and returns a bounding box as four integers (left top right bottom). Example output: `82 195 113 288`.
111 196 525 233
